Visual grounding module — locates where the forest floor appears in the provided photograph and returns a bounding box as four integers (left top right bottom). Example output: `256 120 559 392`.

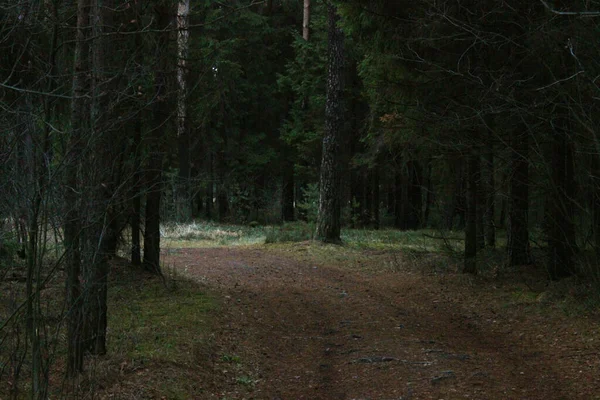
156 235 600 400
4 225 599 399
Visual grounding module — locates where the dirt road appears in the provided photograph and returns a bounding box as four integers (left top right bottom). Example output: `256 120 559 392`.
166 245 598 400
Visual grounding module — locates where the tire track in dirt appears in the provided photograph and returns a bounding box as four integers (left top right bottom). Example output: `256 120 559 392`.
165 247 588 399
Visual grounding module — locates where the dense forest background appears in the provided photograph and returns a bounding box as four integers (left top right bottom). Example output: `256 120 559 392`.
2 0 600 397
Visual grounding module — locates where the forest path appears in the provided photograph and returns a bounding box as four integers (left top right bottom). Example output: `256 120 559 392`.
164 244 598 400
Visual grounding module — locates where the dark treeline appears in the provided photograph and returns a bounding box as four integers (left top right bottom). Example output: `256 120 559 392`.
1 0 600 395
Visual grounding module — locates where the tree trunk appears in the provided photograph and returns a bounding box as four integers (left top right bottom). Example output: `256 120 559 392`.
476 153 485 250
130 0 144 267
593 155 600 261
66 0 90 376
423 159 433 228
131 116 142 266
464 153 478 274
217 151 229 222
547 118 576 279
394 168 404 229
372 166 380 230
351 167 363 227
387 174 395 216
406 160 422 230
315 4 345 243
364 169 372 226
508 128 532 266
302 0 311 41
282 162 295 222
143 4 170 274
206 152 214 219
176 0 192 221
84 0 114 357
483 148 496 247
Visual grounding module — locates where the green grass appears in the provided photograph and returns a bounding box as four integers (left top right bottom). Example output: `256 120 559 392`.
162 221 267 248
109 271 214 365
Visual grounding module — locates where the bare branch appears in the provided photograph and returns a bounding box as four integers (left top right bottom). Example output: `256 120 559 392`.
539 0 600 17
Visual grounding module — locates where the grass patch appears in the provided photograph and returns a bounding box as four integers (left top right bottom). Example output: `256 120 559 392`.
162 221 267 248
79 264 217 398
109 270 214 365
265 222 314 243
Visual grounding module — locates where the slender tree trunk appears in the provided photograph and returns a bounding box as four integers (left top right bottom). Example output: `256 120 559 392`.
66 0 91 376
351 168 363 227
508 128 532 266
476 153 485 250
592 154 600 261
464 152 478 274
423 159 433 228
484 148 496 247
394 168 405 229
130 1 144 267
316 4 345 243
387 174 395 216
364 169 372 226
85 0 113 356
131 117 142 266
217 151 229 222
547 118 576 279
143 4 170 274
372 166 380 230
302 0 311 41
176 0 192 221
206 152 213 219
499 185 507 230
408 160 423 230
282 161 295 222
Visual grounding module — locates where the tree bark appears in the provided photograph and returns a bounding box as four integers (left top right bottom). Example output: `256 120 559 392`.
206 151 213 219
408 160 422 230
282 161 295 222
176 0 192 221
394 168 405 229
464 152 478 274
302 0 311 41
84 0 114 357
508 128 532 266
483 148 496 247
316 4 345 243
547 117 576 279
143 3 170 274
131 117 142 266
591 153 600 262
66 0 90 376
476 152 485 250
372 166 380 230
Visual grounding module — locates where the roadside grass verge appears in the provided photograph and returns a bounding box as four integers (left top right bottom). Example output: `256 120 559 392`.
1 258 216 399
87 262 216 399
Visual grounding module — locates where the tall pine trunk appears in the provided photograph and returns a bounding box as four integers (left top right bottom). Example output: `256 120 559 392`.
84 0 113 356
508 128 532 266
372 166 380 230
464 152 478 274
143 4 170 274
303 0 311 41
130 0 144 267
176 0 192 221
282 161 295 222
316 4 345 243
476 152 485 250
547 117 576 279
484 148 496 247
66 0 90 376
